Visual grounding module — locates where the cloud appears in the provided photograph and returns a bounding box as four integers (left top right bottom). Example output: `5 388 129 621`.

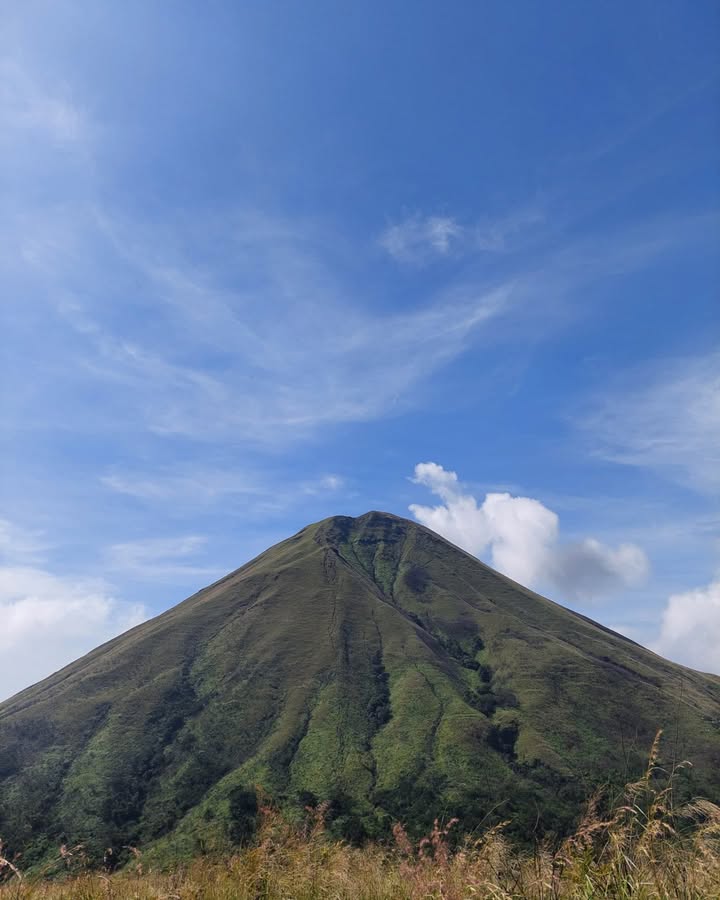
0 518 48 564
101 469 265 503
0 59 87 145
379 209 545 263
5 150 712 451
104 535 222 580
553 539 650 600
101 465 346 515
409 462 648 600
17 213 512 442
409 462 559 587
0 566 146 702
653 578 720 674
473 209 545 253
582 351 720 494
379 215 464 263
302 474 345 494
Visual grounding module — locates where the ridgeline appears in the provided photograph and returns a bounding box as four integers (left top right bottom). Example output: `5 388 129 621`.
1 512 719 865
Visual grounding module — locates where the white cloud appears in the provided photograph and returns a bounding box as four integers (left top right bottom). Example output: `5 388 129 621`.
409 462 648 601
0 518 48 563
104 535 221 580
0 566 146 702
39 234 512 441
653 579 720 674
379 209 545 264
379 215 464 262
101 470 264 503
101 466 346 514
6 185 712 450
302 474 345 494
380 209 545 263
582 351 720 494
410 462 559 587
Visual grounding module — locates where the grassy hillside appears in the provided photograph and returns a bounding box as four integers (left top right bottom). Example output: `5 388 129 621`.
1 511 719 867
2 744 720 898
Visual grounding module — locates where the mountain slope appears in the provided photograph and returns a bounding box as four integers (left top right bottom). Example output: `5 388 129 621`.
2 511 719 862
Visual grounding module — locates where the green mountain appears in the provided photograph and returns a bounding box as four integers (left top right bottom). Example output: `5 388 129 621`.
2 511 719 863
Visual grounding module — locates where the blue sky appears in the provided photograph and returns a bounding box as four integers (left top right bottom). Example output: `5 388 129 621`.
1 0 719 699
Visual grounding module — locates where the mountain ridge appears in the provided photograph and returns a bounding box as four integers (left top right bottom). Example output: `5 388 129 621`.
1 511 719 864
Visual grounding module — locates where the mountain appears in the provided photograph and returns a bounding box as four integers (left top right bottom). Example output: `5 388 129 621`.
2 511 720 863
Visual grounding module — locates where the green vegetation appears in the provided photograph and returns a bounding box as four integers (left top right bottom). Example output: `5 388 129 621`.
2 737 720 897
1 512 720 870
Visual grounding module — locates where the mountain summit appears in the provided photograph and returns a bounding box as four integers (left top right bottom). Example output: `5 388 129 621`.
2 511 719 860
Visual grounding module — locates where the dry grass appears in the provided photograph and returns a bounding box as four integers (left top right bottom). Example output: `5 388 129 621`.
2 732 719 899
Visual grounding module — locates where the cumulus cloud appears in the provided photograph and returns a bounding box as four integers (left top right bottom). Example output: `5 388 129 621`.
653 579 720 674
409 463 558 587
409 462 648 600
553 539 649 599
0 566 146 702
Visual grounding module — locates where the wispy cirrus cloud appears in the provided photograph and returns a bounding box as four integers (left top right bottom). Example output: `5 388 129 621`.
379 208 545 264
0 58 88 145
0 518 48 564
472 209 546 253
379 214 464 262
104 535 221 580
581 350 720 494
100 469 264 504
2 50 714 453
7 203 514 443
101 465 346 519
10 200 712 451
409 462 649 602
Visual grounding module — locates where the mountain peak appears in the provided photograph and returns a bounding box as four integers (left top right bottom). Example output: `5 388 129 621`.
2 514 719 862
314 508 411 535
313 509 417 534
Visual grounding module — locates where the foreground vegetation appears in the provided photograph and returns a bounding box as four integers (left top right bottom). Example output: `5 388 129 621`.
2 734 719 899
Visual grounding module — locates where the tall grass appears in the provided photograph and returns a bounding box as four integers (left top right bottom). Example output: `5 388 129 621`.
2 732 719 899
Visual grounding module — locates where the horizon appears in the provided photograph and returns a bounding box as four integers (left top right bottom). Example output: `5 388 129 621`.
1 1 719 700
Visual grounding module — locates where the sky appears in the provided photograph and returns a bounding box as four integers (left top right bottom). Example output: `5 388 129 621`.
1 1 719 700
